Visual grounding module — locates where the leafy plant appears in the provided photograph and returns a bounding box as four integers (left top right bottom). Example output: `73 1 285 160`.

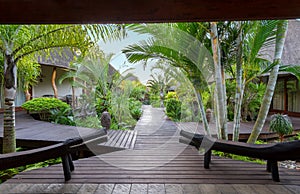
129 98 143 120
50 107 76 126
269 113 294 142
212 140 267 165
74 116 102 129
0 157 61 183
165 98 182 121
22 97 70 113
150 94 161 108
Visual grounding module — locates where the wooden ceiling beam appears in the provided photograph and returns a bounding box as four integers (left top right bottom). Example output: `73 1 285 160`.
1 0 300 24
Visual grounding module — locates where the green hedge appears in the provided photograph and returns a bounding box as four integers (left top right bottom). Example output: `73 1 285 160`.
22 97 70 112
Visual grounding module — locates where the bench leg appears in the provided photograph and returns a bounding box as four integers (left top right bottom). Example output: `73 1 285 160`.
62 154 72 181
266 160 271 172
204 149 211 169
269 160 280 182
68 153 75 172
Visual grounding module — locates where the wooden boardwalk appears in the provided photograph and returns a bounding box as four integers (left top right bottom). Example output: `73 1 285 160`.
1 106 300 193
176 117 300 141
0 112 137 152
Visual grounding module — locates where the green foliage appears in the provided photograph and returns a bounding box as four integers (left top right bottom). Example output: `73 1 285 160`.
243 82 266 121
212 140 267 165
129 98 143 120
165 98 182 121
49 107 76 126
22 97 70 113
0 157 61 183
75 116 102 129
150 94 161 108
165 92 178 100
269 114 294 142
130 83 147 101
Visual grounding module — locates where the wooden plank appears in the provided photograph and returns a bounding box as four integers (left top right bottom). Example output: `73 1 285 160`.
104 130 118 146
130 131 138 149
124 131 135 149
115 131 129 147
120 131 131 148
109 131 124 147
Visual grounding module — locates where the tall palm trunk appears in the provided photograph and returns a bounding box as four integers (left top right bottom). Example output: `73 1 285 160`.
247 20 288 144
232 22 244 141
210 22 228 140
194 86 211 136
3 53 17 153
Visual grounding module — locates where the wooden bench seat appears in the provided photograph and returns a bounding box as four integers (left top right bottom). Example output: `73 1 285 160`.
0 129 107 181
179 130 300 182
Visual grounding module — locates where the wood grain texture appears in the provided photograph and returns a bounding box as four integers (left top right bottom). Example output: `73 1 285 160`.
0 0 299 24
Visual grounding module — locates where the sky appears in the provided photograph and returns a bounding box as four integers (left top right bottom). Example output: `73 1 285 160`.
98 31 155 84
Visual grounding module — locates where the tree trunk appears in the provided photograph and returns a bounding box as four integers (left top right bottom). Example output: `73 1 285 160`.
232 21 244 141
3 54 17 153
25 87 31 101
52 67 58 98
210 22 228 140
194 87 211 136
247 20 288 144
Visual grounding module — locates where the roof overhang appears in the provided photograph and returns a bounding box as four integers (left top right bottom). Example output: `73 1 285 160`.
1 0 300 24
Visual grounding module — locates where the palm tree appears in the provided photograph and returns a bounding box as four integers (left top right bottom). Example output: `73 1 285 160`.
0 24 123 153
248 20 289 143
123 25 213 136
230 20 279 141
210 22 228 140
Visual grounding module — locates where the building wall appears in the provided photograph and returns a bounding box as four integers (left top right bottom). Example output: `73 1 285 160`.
32 65 82 100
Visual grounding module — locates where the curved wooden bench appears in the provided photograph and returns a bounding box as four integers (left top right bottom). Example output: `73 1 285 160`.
179 130 300 182
0 129 107 181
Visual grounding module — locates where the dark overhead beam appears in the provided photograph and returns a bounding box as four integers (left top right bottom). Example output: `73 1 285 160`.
1 0 300 24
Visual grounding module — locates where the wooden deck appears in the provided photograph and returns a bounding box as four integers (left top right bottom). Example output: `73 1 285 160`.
177 116 300 141
1 106 299 193
0 111 137 152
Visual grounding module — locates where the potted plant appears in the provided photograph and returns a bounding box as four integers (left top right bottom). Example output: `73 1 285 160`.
269 113 294 142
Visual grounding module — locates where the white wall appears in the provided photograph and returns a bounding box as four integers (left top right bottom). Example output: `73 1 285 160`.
32 65 82 99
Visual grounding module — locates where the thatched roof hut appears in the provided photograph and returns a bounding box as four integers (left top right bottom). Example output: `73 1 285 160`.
261 20 300 66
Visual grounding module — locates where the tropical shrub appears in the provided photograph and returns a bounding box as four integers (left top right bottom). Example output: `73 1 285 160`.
165 98 182 121
130 83 147 101
150 94 161 108
22 97 71 121
49 107 76 126
269 113 294 142
74 116 102 129
129 98 143 120
22 97 70 112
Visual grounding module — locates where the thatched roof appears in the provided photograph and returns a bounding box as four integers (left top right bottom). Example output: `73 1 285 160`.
37 49 76 70
281 20 300 66
260 20 300 66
